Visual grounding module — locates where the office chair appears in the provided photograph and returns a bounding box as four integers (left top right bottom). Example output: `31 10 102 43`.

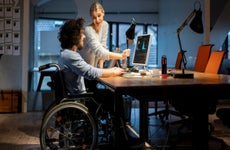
151 45 213 120
204 50 226 74
169 44 212 119
174 44 213 72
193 44 213 72
170 50 226 135
148 45 213 133
148 45 214 127
175 51 183 69
205 50 227 133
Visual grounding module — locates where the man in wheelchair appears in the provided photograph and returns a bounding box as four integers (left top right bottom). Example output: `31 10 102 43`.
56 18 144 149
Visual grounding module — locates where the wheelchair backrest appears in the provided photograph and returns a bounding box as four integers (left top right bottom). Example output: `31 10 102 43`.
39 63 67 103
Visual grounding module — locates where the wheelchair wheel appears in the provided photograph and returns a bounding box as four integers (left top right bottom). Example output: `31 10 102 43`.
40 101 97 150
41 101 57 125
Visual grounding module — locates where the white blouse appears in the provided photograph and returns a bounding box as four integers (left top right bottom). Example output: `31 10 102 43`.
79 21 109 67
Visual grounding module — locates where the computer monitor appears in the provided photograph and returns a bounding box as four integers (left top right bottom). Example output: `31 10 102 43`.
132 34 152 67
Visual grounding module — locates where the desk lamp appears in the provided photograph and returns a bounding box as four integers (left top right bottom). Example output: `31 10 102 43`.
174 1 203 79
126 18 136 68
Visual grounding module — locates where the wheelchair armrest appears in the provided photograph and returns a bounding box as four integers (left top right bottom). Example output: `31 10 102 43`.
39 63 60 71
66 92 94 98
61 92 95 103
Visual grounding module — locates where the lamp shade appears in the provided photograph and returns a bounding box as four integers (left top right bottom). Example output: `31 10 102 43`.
126 23 136 40
126 20 136 45
189 9 203 34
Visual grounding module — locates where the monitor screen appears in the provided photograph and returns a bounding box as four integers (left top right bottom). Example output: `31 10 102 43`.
132 34 152 66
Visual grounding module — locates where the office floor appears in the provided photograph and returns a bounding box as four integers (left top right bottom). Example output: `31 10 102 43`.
0 100 230 150
131 100 230 150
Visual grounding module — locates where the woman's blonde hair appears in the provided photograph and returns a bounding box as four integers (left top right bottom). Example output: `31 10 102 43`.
90 2 104 16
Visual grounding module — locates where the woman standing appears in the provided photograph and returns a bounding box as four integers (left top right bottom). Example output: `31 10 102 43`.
79 2 130 68
79 2 144 150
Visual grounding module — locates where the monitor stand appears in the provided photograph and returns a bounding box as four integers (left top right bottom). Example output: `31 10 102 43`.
127 66 139 72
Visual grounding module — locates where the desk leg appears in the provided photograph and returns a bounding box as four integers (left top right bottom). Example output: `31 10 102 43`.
112 92 127 150
113 93 124 116
139 100 148 142
192 99 209 150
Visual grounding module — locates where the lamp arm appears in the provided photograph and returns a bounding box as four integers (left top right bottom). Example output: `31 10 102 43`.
177 31 183 52
177 32 187 71
177 10 196 34
176 10 196 71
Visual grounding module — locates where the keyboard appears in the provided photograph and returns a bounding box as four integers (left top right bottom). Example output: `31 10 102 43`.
121 72 142 78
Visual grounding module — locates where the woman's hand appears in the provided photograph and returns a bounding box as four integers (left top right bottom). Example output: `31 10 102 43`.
122 49 130 59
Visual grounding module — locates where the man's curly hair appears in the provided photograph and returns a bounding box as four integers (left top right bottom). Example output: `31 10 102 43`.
58 18 85 49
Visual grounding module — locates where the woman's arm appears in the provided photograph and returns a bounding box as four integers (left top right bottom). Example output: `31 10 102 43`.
85 23 130 61
108 50 130 60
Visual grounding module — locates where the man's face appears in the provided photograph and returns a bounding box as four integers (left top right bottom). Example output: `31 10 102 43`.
78 30 85 50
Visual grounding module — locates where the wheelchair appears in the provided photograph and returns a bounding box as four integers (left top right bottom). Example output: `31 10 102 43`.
38 63 115 150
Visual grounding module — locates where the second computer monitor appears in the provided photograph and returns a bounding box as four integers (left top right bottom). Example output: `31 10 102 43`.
132 34 152 67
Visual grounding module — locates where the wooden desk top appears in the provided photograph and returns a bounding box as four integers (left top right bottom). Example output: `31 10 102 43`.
97 71 230 100
98 71 230 89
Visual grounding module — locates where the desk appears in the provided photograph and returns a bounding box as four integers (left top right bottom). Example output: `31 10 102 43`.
97 71 230 150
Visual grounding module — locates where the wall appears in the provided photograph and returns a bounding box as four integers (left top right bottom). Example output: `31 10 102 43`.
158 0 230 68
210 1 230 50
158 0 205 68
0 1 23 111
0 0 32 112
0 56 22 89
101 0 158 24
0 1 23 89
35 0 158 25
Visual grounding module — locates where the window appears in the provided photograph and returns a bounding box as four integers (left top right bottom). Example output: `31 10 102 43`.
34 19 65 67
33 20 158 90
33 19 65 90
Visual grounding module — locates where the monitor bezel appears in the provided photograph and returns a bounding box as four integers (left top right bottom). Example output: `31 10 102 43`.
132 33 152 67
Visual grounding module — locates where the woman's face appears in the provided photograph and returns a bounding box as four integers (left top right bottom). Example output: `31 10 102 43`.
91 10 104 32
